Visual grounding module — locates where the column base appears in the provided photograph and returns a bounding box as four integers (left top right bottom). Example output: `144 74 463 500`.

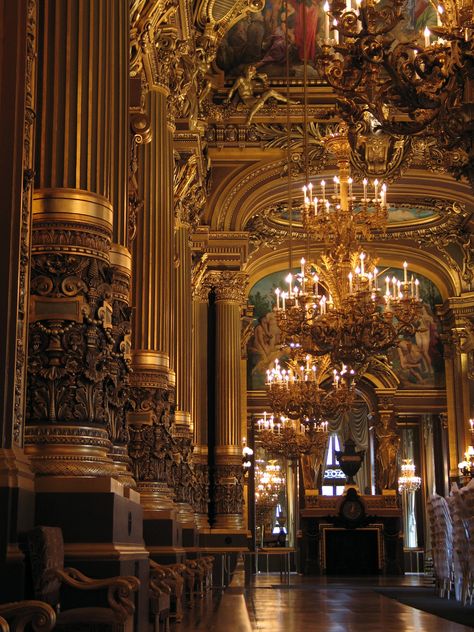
0 448 36 600
24 425 115 477
137 481 176 511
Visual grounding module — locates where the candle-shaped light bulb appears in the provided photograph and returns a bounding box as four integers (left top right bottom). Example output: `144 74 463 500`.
286 273 293 296
321 179 326 201
333 19 339 44
363 178 368 200
424 26 431 47
348 271 353 293
275 287 280 309
324 2 330 40
437 4 443 25
374 267 378 290
392 276 397 299
374 178 379 199
415 278 420 299
348 177 353 199
381 183 387 206
385 276 390 295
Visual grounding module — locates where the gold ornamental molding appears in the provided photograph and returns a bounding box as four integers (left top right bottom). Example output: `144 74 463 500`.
33 189 113 231
64 543 149 561
109 243 133 276
194 0 264 41
24 425 115 478
131 349 170 372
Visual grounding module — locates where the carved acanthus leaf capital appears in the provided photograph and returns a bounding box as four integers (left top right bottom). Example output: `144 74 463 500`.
206 270 249 303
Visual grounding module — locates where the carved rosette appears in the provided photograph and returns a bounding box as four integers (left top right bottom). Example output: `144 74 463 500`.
127 385 177 510
25 190 131 477
213 463 244 530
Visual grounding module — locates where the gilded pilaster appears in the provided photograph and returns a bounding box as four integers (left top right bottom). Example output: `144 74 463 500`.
208 270 248 530
0 0 37 597
438 294 474 478
192 283 210 529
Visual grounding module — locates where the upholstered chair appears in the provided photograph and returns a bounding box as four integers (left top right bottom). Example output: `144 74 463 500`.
27 526 139 632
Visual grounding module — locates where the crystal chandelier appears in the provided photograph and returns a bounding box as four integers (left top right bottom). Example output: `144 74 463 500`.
458 418 474 478
266 355 356 421
317 0 474 188
458 445 474 478
275 250 422 372
256 413 329 460
274 124 423 373
398 458 422 493
255 460 285 504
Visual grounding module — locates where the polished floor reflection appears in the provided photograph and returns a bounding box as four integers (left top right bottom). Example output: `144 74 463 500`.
176 570 474 632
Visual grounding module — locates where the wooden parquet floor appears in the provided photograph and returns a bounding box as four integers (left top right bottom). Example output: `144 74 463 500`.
175 571 474 632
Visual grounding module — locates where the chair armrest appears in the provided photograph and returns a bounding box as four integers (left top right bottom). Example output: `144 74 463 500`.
44 568 139 621
0 600 56 632
62 566 140 591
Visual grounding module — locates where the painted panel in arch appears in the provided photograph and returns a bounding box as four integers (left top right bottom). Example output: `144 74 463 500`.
383 266 445 389
247 265 445 391
217 0 436 80
247 269 297 391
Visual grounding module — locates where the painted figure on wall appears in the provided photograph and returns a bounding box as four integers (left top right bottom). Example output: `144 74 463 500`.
386 267 444 388
218 0 438 79
217 0 322 78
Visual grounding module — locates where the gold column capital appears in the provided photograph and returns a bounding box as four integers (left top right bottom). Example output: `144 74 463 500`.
206 270 249 304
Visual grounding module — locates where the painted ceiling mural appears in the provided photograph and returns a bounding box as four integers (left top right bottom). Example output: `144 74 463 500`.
217 0 437 79
247 265 445 391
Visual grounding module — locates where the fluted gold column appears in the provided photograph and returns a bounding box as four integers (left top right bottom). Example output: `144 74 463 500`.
128 86 177 511
208 271 248 531
192 284 210 529
172 223 196 525
438 294 474 479
26 0 131 477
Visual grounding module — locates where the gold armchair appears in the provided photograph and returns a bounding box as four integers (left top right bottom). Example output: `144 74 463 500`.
27 526 140 632
0 600 56 632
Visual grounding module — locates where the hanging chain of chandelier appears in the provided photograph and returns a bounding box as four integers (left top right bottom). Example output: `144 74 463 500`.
316 0 474 185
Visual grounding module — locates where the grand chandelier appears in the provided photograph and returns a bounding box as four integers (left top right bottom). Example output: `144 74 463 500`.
275 124 423 373
317 0 474 187
256 413 328 460
398 458 422 493
266 355 356 421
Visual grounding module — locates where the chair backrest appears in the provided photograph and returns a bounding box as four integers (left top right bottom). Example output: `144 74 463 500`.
27 526 65 608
